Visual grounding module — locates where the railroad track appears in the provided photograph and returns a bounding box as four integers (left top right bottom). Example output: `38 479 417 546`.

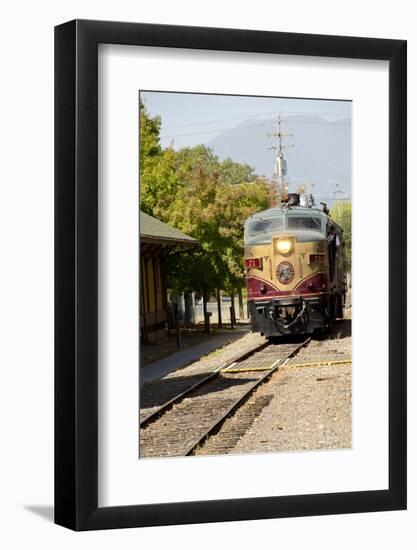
139 337 310 458
140 339 269 427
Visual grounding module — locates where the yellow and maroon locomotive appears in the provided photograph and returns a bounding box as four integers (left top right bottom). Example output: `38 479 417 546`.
244 193 346 337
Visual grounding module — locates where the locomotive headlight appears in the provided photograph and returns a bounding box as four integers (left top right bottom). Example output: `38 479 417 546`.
276 238 292 255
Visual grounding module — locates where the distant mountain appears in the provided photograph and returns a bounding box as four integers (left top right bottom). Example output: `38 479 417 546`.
207 114 351 204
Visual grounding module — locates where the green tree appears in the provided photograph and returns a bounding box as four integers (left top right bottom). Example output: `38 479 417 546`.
139 101 274 303
140 102 162 215
139 101 161 168
330 201 352 272
214 179 272 285
218 158 255 186
141 147 183 218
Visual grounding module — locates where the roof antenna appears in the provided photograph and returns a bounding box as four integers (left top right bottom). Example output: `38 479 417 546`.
320 201 329 215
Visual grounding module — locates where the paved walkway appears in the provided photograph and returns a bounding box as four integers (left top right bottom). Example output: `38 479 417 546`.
140 327 250 385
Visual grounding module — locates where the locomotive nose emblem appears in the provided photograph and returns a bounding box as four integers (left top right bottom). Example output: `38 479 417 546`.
276 261 295 285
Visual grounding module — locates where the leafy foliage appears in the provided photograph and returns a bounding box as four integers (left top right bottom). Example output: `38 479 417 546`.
140 102 274 296
218 158 255 186
330 201 352 272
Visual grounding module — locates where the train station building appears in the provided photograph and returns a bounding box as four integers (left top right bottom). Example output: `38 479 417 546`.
140 211 198 343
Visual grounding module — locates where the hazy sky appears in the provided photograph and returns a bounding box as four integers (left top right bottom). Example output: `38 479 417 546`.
140 91 351 150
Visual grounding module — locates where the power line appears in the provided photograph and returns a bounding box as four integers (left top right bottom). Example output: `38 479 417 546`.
285 119 350 125
297 178 351 182
163 110 278 129
162 109 351 130
161 117 350 140
316 197 352 201
161 120 269 140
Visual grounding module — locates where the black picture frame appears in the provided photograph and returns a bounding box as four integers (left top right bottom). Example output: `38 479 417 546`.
55 19 407 531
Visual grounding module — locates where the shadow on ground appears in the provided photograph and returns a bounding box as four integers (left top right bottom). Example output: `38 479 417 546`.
315 318 351 340
140 372 257 411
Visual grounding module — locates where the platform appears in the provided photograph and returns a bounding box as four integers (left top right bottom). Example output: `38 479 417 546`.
140 327 250 385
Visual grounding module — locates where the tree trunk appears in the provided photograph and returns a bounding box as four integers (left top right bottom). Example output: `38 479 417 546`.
184 293 194 328
216 289 223 328
203 293 208 317
152 257 158 342
230 291 236 327
174 303 181 349
203 293 209 334
140 257 149 344
238 287 245 319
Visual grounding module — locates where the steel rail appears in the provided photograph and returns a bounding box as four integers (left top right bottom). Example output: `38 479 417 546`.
183 337 311 456
140 339 269 428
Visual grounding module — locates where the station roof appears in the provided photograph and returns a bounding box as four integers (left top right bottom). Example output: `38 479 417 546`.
140 211 198 247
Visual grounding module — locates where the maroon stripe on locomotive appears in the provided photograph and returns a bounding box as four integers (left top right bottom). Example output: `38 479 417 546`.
247 272 329 300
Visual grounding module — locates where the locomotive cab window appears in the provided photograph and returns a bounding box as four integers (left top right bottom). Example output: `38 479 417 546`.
246 216 284 237
286 215 323 231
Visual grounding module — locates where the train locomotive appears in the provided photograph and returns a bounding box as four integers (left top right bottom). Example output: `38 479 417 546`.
244 193 347 338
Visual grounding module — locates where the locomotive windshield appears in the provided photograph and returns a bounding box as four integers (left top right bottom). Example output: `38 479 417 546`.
246 216 284 237
246 213 324 238
287 214 323 231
